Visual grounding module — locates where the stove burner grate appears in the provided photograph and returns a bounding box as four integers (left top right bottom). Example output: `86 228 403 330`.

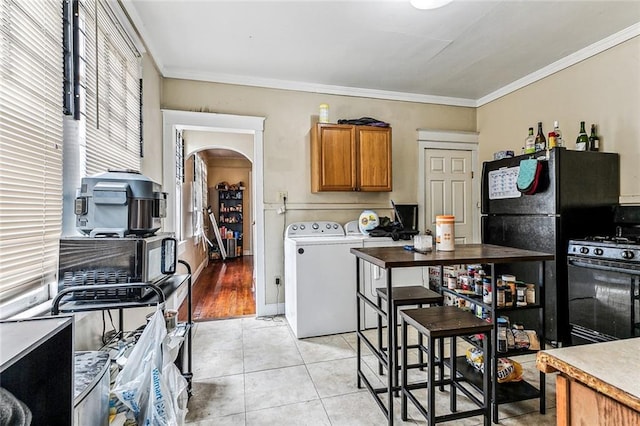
584 235 640 245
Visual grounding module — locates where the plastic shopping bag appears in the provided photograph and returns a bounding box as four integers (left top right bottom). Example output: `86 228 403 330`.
160 332 189 424
112 309 166 419
159 363 188 425
144 366 178 426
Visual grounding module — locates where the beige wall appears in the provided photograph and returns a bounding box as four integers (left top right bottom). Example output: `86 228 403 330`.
478 36 640 202
162 81 476 206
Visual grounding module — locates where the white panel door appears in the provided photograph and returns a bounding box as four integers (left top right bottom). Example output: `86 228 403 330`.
424 149 473 244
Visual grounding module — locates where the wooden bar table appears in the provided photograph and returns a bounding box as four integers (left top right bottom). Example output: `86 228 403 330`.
351 243 554 425
537 338 640 425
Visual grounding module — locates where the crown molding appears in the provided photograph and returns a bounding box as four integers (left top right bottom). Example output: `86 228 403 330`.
476 22 640 107
162 67 477 107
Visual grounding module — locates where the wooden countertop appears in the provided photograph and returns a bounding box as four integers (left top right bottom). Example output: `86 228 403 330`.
350 243 554 268
536 338 640 411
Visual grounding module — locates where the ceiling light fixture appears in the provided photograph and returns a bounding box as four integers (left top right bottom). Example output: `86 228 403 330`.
410 0 453 10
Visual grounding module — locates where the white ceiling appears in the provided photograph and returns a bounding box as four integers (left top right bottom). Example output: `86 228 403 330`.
123 0 640 106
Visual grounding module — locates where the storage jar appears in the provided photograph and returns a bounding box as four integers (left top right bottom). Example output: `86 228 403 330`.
435 215 455 251
526 284 536 304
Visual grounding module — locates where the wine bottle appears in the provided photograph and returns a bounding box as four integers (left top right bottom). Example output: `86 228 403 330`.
534 122 546 151
589 124 600 152
576 121 588 151
524 127 535 154
553 121 564 148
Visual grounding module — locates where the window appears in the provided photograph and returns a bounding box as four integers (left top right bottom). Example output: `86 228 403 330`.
0 0 142 318
0 0 64 315
78 0 141 175
192 152 207 245
175 130 184 241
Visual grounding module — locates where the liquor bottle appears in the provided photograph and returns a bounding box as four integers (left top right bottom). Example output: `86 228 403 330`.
524 127 535 154
576 121 588 151
589 124 600 151
534 122 546 151
553 121 564 148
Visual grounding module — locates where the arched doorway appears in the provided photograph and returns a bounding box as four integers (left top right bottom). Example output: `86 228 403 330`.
162 110 269 317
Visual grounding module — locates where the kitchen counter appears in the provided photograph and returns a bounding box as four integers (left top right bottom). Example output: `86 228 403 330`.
537 338 640 424
350 243 555 268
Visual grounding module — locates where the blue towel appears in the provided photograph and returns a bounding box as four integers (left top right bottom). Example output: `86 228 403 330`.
517 159 539 192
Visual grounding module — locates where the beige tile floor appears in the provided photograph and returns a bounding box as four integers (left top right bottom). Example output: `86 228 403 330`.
185 316 557 425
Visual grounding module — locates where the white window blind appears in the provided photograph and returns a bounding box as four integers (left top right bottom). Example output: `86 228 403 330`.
79 0 140 175
0 0 63 305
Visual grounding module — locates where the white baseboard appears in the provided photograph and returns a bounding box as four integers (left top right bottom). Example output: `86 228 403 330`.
256 302 285 318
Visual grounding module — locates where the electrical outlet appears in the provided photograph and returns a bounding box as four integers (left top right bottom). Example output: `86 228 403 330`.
277 191 288 201
275 275 282 286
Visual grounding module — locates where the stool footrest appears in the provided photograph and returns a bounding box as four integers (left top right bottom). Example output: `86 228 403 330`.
379 342 429 355
402 386 487 424
403 378 453 391
436 409 487 423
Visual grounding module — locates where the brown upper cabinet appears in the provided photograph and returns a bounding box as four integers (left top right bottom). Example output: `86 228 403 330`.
311 123 392 192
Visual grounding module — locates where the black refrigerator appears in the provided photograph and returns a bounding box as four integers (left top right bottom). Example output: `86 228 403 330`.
481 148 619 346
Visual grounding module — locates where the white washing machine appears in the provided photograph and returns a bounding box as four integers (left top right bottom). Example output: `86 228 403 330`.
284 221 363 338
345 221 429 328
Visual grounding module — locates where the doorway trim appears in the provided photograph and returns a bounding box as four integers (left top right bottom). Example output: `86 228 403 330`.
417 129 480 243
162 109 268 316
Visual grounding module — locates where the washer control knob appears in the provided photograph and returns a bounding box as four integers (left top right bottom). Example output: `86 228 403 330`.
312 223 319 230
299 224 305 230
580 247 589 254
333 224 339 229
291 225 297 231
594 248 604 256
622 250 635 260
326 223 331 229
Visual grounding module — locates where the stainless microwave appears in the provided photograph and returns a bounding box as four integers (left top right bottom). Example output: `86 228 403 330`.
58 234 176 300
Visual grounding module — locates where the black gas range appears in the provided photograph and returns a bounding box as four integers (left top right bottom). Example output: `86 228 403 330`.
568 236 640 265
567 207 640 345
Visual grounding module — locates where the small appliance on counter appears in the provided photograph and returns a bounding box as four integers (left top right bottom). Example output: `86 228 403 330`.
58 234 177 301
74 170 167 238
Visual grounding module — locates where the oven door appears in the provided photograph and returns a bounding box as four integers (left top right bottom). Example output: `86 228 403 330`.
567 256 640 344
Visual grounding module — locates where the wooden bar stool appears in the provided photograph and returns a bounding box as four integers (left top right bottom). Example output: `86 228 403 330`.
376 285 443 394
399 306 492 426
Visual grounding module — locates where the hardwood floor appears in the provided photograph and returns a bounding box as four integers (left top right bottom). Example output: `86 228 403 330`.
179 255 255 321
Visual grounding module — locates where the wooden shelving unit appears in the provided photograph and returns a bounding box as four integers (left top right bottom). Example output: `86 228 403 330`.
218 189 243 258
